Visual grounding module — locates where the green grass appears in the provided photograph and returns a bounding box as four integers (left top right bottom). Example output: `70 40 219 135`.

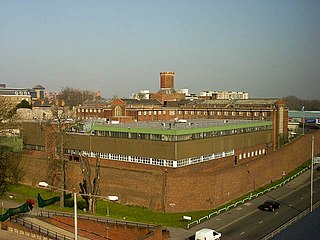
1 184 211 228
0 136 23 152
0 159 313 228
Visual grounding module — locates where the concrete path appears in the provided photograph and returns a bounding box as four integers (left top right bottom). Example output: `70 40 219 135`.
23 216 90 240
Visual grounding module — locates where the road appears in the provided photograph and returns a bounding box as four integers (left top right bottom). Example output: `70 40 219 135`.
168 167 320 240
219 177 320 240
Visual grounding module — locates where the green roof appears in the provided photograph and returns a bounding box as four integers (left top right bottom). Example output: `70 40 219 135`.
91 121 272 136
289 111 320 119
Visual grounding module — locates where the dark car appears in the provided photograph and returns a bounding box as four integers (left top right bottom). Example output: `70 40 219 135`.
258 200 280 212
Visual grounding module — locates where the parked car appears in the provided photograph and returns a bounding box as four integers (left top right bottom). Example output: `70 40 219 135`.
195 228 222 240
258 200 280 212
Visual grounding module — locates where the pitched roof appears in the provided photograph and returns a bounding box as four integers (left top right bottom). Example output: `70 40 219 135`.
33 84 45 89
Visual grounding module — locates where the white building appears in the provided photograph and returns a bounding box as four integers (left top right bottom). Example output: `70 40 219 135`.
199 91 249 100
131 90 150 99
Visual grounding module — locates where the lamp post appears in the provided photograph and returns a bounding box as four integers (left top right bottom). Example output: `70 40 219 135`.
302 106 305 135
39 182 118 240
310 135 314 213
39 182 78 240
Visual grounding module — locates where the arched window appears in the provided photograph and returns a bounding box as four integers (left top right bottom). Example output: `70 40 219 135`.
115 105 122 116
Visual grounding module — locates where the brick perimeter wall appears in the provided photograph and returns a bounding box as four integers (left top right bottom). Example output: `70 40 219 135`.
21 133 320 213
164 133 320 212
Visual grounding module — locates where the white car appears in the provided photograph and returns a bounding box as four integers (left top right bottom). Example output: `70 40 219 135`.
195 228 222 240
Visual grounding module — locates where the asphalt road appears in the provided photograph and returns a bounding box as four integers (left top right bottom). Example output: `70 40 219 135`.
219 177 320 240
169 167 320 240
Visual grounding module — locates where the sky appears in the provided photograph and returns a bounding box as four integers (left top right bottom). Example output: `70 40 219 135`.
0 0 319 100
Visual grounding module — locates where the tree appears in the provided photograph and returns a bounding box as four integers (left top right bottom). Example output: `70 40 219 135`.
285 96 320 111
0 97 16 130
15 100 32 109
57 87 97 108
42 104 72 208
0 145 23 195
79 154 100 214
0 97 23 195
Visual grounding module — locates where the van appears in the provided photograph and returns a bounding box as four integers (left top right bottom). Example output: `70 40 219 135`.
195 228 221 240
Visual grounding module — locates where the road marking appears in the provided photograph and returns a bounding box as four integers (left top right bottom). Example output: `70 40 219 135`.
217 176 320 232
259 220 263 224
240 231 245 235
216 218 221 221
236 207 243 210
244 202 252 206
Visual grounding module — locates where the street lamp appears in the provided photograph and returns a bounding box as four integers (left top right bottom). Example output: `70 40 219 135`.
39 182 78 240
302 106 305 135
38 181 118 240
311 135 314 212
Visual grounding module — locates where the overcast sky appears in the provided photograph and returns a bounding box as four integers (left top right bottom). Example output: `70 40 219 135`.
1 0 319 99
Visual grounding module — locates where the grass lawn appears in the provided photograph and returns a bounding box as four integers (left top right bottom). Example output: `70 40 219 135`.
1 184 210 228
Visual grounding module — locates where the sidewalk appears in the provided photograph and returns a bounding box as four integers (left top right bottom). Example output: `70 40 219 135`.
23 216 90 240
167 167 318 240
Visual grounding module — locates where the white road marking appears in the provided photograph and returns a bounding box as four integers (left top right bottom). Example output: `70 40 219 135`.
240 231 245 235
259 220 263 224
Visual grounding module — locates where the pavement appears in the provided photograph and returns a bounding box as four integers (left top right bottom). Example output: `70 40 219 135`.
0 167 318 240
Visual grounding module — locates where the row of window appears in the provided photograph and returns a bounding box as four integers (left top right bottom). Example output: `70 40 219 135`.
77 108 269 117
78 108 103 113
14 91 30 95
136 110 269 117
238 149 266 160
24 144 267 168
65 149 235 168
24 144 45 151
92 125 272 142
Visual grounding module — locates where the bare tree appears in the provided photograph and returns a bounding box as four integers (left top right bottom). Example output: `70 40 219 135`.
42 103 71 208
58 87 97 108
79 154 100 214
0 97 17 130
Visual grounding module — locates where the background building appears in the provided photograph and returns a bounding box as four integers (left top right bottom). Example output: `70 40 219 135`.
75 72 288 149
199 90 249 100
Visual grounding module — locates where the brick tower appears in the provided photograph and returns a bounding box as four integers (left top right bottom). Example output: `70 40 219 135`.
160 72 175 89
